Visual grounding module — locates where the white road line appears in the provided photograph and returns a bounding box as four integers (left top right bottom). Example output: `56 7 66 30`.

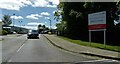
8 40 26 62
111 60 119 62
81 59 117 62
8 59 12 62
17 44 25 52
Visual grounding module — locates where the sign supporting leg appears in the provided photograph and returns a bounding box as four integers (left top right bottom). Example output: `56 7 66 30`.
89 31 91 46
104 29 106 48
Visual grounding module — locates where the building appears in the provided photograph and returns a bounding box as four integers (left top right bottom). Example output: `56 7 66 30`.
2 26 28 34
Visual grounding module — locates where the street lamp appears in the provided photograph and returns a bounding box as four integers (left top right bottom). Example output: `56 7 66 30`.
48 19 52 34
48 19 51 30
13 13 15 31
19 21 22 32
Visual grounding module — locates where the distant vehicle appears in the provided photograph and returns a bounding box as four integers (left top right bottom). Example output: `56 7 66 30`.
27 30 39 39
41 30 49 34
13 31 17 34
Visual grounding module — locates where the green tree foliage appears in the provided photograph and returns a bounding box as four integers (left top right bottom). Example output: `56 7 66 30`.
55 2 120 45
56 2 88 39
38 24 49 33
2 15 12 26
56 21 67 35
116 1 120 16
2 30 8 35
54 2 64 22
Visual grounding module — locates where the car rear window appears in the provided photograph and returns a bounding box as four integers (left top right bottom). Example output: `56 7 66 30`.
32 30 38 32
28 30 38 33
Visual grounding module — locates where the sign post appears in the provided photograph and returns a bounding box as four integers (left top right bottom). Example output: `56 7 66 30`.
104 29 106 48
88 11 106 47
89 31 91 45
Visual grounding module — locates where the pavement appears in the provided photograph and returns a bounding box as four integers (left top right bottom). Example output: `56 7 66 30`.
43 34 120 61
0 34 23 41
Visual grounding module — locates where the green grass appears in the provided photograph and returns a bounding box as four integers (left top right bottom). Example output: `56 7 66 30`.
58 36 120 52
0 39 3 41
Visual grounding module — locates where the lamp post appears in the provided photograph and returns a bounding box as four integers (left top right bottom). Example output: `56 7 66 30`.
48 19 52 34
19 21 22 32
13 14 15 31
48 19 51 30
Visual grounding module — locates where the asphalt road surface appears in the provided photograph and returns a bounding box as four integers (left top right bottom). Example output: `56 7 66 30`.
2 34 119 64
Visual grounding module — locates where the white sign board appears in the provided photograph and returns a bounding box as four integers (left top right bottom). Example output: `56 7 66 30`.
88 11 106 30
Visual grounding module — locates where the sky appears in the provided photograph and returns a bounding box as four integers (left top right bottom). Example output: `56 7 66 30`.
0 0 60 30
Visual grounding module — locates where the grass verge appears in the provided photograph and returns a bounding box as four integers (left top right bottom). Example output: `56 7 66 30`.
58 36 120 52
0 39 4 41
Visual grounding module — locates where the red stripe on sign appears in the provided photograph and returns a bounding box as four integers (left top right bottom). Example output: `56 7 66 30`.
88 24 106 30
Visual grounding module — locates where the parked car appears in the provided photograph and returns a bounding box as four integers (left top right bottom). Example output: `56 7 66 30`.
27 30 39 39
13 31 17 34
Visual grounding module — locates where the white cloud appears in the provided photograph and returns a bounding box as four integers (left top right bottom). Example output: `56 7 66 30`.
32 0 59 8
45 17 50 19
26 16 38 20
23 26 38 30
40 12 50 16
48 0 59 5
27 22 44 26
26 14 42 20
45 21 47 24
25 22 44 30
26 12 50 20
0 19 2 22
10 24 18 27
46 4 57 8
32 0 48 7
53 10 55 14
53 10 57 14
11 16 23 19
0 0 31 11
52 26 57 29
19 0 32 5
0 0 59 10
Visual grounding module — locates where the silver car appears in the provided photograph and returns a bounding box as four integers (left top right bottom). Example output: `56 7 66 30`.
27 30 39 39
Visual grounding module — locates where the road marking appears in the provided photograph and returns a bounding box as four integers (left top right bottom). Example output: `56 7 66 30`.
81 59 118 62
17 44 25 52
8 59 12 62
111 60 119 62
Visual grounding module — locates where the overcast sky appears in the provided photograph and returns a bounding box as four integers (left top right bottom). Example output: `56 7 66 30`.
0 0 59 30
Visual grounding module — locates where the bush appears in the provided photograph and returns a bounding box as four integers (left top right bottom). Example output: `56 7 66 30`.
2 30 8 35
0 30 2 35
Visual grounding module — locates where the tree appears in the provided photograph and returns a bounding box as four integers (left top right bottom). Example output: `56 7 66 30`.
42 25 46 29
54 2 64 22
38 24 42 33
38 24 49 33
55 2 120 45
2 15 12 26
56 21 67 36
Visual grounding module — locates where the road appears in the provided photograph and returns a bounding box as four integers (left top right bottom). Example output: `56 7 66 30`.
2 34 27 62
2 34 119 64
